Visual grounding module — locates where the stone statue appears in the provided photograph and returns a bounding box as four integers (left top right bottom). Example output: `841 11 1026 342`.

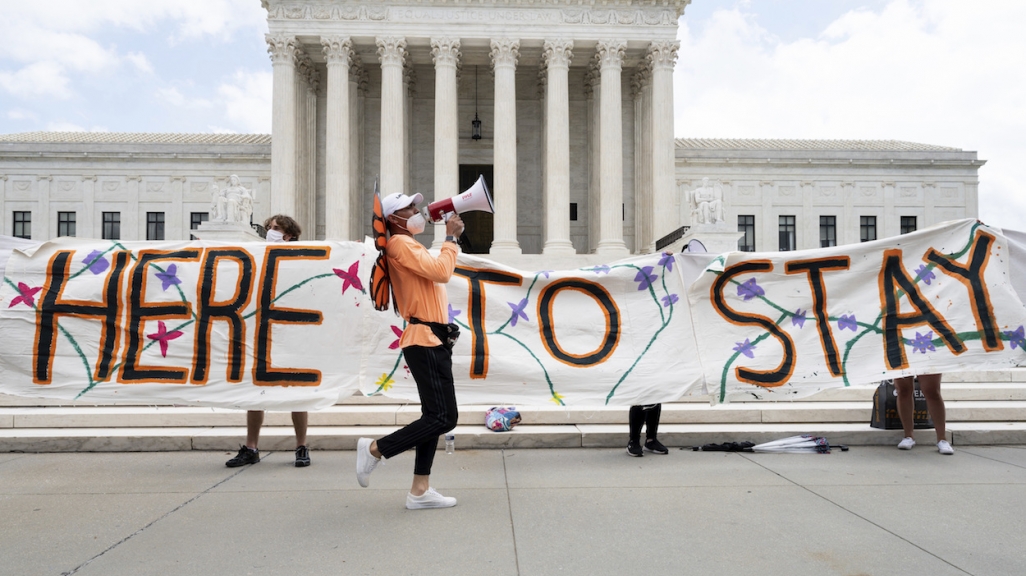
689 177 724 226
212 175 254 225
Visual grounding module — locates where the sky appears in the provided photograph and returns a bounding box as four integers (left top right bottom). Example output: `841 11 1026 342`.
1 0 1023 230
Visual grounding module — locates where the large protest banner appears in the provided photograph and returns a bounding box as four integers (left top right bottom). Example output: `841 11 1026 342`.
0 219 1023 409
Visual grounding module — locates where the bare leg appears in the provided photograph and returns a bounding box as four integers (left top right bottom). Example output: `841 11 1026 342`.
893 377 915 439
917 374 946 442
291 411 308 447
370 440 382 459
411 474 430 496
246 410 264 449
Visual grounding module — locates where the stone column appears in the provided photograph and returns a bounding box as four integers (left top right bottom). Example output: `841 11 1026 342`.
490 38 521 254
648 41 680 248
37 175 51 240
293 51 316 237
596 40 629 257
304 66 318 238
322 36 353 240
633 65 653 253
431 37 461 248
376 37 407 197
542 39 575 255
349 63 367 240
170 176 185 240
585 60 601 253
0 175 6 235
267 34 300 218
404 65 417 199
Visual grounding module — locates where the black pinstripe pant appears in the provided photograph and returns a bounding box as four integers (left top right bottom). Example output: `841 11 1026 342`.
375 345 459 476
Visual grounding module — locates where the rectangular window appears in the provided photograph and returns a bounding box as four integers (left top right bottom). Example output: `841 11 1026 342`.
819 215 836 248
102 212 121 240
57 211 76 237
569 203 578 221
860 215 877 242
190 212 208 240
900 216 917 235
147 212 165 241
12 211 31 240
778 215 796 252
738 215 756 252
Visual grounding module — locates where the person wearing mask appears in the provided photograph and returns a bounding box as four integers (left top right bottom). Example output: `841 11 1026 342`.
225 215 312 468
355 192 464 509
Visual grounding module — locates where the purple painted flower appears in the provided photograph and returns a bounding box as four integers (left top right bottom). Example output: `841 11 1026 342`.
911 331 936 354
592 265 611 275
838 314 858 332
661 294 679 307
82 250 109 275
154 264 182 291
448 303 461 324
792 308 807 329
634 266 658 290
537 270 552 279
1004 325 1026 350
915 264 936 286
737 278 764 301
658 252 674 272
508 298 529 327
733 339 756 359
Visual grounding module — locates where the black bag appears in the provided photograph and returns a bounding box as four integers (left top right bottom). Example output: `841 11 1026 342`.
409 317 460 350
870 378 934 430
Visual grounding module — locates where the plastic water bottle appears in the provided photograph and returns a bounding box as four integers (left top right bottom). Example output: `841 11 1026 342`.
444 433 455 454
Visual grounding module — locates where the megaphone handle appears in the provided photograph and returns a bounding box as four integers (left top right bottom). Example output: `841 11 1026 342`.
457 232 472 252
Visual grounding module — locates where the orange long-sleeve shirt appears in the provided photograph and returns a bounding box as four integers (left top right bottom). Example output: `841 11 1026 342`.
386 234 458 348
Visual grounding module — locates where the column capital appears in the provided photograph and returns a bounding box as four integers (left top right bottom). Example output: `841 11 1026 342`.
404 65 417 97
596 40 627 72
266 34 300 65
631 65 651 99
296 51 319 93
321 36 353 66
542 39 573 69
376 36 407 67
430 37 462 69
490 38 520 71
647 40 680 71
536 65 548 98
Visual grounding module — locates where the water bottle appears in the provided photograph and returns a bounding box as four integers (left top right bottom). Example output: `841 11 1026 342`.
444 433 455 454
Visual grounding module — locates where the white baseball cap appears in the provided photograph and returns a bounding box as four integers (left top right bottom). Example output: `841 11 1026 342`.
381 192 424 217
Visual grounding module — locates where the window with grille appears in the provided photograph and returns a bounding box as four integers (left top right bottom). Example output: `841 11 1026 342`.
860 216 877 242
778 215 796 252
900 216 917 235
819 215 836 248
102 212 120 240
58 211 76 237
738 215 756 252
147 212 165 241
13 211 31 239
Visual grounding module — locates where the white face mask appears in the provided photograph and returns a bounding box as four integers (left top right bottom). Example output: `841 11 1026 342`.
396 212 426 235
266 229 285 243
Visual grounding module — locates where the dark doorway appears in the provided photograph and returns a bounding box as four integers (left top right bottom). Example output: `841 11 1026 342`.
458 164 494 254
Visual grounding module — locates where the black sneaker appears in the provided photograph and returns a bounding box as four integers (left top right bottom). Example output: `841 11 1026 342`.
644 439 669 455
295 445 311 467
626 440 644 457
225 445 260 468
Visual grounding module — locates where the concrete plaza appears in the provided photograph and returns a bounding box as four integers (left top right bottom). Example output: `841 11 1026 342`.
1 445 1024 576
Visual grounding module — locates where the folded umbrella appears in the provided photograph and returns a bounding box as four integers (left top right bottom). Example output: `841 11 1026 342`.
752 435 832 454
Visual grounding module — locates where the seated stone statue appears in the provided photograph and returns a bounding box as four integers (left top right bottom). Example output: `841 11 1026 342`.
689 177 724 225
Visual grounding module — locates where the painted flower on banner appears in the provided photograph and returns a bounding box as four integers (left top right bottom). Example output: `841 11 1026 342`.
154 264 181 291
537 270 552 279
549 391 565 405
838 314 858 332
147 320 183 358
591 265 611 275
375 373 394 392
733 339 756 359
1003 325 1026 350
658 252 674 272
333 261 364 294
661 294 679 307
635 266 658 290
448 304 461 324
792 308 807 329
737 278 764 301
914 264 936 286
911 331 936 354
388 325 403 350
82 250 109 275
9 282 42 308
508 298 530 327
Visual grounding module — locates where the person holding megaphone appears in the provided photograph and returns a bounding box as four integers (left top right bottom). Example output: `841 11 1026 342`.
355 191 465 509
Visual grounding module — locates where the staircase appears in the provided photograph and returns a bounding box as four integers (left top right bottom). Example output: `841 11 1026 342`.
2 370 1026 452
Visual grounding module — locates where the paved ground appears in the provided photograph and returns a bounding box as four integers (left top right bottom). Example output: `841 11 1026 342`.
1 444 1024 576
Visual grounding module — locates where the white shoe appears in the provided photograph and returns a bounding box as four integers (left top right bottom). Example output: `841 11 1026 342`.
897 437 916 450
937 440 955 455
406 487 457 510
356 437 380 487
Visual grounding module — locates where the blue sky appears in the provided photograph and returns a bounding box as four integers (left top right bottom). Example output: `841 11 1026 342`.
1 0 1024 230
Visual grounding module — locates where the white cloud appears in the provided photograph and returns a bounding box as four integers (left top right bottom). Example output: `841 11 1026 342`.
674 0 1026 231
217 69 272 133
6 109 39 121
156 86 213 109
125 52 154 74
0 62 72 99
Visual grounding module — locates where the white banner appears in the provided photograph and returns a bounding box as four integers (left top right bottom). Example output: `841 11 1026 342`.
0 219 1023 409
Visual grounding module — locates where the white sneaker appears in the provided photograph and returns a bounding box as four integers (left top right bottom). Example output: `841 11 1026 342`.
406 487 457 510
897 437 916 450
937 440 955 455
356 437 380 487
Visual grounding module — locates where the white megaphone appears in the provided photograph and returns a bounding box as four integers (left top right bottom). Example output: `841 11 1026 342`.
424 175 495 222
